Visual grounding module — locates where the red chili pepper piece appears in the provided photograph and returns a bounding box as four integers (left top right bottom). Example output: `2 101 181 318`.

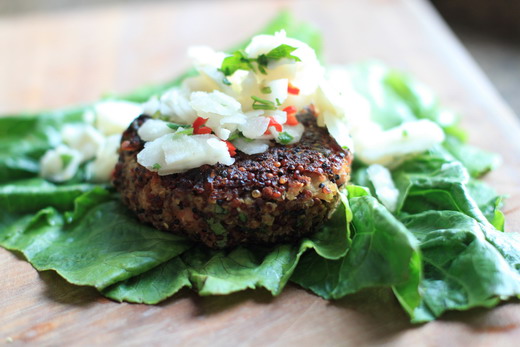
264 117 283 135
269 118 283 132
283 106 299 126
287 83 300 95
193 117 211 134
225 140 236 156
194 126 212 135
193 117 208 130
286 114 299 126
283 105 297 115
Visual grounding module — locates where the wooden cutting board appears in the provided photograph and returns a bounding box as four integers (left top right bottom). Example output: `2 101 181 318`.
2 0 520 345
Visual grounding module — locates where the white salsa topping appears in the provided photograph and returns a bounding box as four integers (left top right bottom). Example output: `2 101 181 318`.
40 30 445 182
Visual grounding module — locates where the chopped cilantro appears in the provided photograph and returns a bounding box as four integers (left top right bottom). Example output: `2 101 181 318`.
220 44 301 77
256 59 268 74
174 127 194 136
228 131 253 142
261 86 272 94
265 44 301 62
152 163 161 170
402 129 409 138
60 153 74 167
278 131 294 145
275 98 282 106
222 77 232 86
167 122 184 130
228 132 240 141
220 50 255 76
251 96 277 111
256 54 269 69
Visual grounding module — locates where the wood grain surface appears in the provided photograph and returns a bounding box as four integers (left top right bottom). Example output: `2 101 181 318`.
2 0 520 345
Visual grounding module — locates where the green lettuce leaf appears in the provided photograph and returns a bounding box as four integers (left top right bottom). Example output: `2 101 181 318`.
0 178 96 213
184 244 302 296
291 189 420 300
187 197 351 297
349 62 501 179
102 257 192 304
385 150 519 322
1 13 518 325
0 11 329 306
467 179 506 231
0 189 192 289
395 211 520 323
103 194 351 304
348 63 418 130
0 107 87 183
443 136 501 178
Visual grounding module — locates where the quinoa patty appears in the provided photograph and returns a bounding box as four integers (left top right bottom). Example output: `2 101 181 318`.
113 108 353 248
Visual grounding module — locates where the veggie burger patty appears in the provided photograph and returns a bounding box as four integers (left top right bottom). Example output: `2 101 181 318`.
113 108 352 248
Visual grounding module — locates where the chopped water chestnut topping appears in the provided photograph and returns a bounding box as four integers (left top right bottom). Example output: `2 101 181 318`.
132 30 445 175
133 30 341 174
137 133 234 175
38 30 446 178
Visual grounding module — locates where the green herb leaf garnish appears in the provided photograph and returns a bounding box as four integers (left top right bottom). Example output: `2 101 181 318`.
278 131 294 144
265 44 301 61
228 132 240 141
222 77 232 86
220 50 255 76
220 44 300 77
167 122 185 130
261 86 272 94
175 127 194 135
251 96 277 110
60 153 74 167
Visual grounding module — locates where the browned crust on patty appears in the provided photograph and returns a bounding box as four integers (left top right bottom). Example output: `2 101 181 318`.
113 108 352 248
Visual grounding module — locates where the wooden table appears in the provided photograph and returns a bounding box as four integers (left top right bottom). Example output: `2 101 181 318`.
2 0 520 345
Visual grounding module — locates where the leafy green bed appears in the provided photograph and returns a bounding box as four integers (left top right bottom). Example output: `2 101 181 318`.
1 13 519 323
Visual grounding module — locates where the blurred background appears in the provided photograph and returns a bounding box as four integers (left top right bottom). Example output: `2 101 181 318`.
432 0 520 116
1 0 519 115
